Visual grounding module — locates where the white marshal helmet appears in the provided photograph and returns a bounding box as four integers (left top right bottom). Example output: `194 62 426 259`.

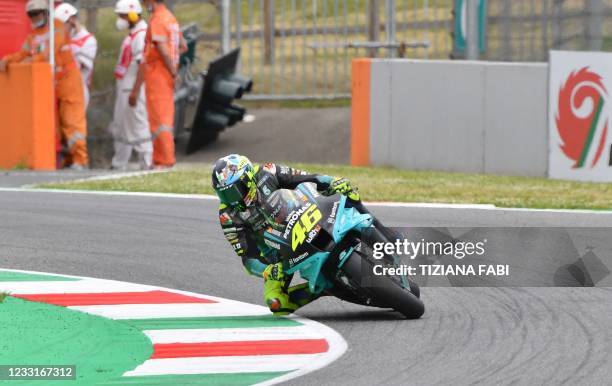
54 3 78 23
114 0 142 15
25 0 48 12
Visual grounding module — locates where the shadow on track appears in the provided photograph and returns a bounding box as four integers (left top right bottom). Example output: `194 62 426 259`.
297 308 415 322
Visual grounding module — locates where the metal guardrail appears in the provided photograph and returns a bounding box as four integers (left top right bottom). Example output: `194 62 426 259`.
308 40 430 50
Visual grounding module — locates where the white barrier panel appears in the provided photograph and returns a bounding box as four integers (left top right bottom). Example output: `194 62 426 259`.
366 59 549 177
549 51 612 182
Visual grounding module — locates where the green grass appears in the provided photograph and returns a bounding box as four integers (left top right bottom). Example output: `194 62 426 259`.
38 163 612 210
0 161 29 171
0 292 9 303
603 36 612 51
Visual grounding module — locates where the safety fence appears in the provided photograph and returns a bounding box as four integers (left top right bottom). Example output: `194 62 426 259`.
218 0 612 99
223 0 451 99
484 0 612 62
80 0 612 100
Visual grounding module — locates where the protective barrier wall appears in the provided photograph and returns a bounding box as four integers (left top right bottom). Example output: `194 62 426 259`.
352 59 549 177
0 63 55 170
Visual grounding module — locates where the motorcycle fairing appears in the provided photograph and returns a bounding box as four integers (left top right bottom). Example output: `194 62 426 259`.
284 194 373 295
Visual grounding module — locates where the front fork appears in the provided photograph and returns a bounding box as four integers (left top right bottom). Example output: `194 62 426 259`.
348 200 404 242
347 200 411 290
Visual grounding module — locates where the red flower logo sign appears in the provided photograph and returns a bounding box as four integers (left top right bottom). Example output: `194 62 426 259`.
556 67 608 168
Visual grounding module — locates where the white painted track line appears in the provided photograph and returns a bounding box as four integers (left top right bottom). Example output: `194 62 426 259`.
144 326 324 344
0 279 159 294
70 303 271 319
0 268 348 386
124 354 325 376
1 187 610 214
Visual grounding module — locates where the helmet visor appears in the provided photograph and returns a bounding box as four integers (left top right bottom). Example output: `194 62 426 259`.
217 179 251 209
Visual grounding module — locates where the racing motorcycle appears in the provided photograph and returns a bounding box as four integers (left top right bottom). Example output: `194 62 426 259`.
262 182 424 319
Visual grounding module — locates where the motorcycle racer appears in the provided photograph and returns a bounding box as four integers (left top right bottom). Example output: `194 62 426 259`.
212 154 364 315
212 154 396 316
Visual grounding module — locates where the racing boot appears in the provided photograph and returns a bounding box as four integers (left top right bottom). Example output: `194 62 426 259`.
264 282 320 316
263 262 299 316
264 279 300 316
287 282 320 308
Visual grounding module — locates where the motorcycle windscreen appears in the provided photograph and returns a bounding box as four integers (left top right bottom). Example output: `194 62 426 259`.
263 189 307 226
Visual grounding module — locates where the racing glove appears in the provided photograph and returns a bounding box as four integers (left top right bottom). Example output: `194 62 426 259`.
326 177 360 201
263 262 284 281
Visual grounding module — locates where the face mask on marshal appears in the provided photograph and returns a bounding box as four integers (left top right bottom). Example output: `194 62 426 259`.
31 15 47 29
115 18 129 31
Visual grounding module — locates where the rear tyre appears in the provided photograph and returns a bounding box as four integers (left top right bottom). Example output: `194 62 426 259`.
341 249 424 319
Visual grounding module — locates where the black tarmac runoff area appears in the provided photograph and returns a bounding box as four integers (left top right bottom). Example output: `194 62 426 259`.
1 189 612 385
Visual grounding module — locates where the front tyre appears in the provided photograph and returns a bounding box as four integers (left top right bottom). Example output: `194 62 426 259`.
341 250 425 319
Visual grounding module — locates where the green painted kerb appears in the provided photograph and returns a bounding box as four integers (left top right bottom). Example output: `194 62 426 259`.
0 297 152 386
125 314 303 330
0 271 80 282
99 372 291 385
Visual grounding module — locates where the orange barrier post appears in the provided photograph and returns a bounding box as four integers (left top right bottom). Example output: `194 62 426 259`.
0 63 55 170
351 58 371 166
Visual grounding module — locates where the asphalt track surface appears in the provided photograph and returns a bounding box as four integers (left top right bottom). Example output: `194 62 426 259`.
176 108 351 165
2 190 612 385
0 170 119 187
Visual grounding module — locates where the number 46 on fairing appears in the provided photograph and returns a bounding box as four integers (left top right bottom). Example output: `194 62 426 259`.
292 205 322 251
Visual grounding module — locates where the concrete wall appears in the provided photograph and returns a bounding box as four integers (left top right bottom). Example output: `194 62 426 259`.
367 60 549 177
